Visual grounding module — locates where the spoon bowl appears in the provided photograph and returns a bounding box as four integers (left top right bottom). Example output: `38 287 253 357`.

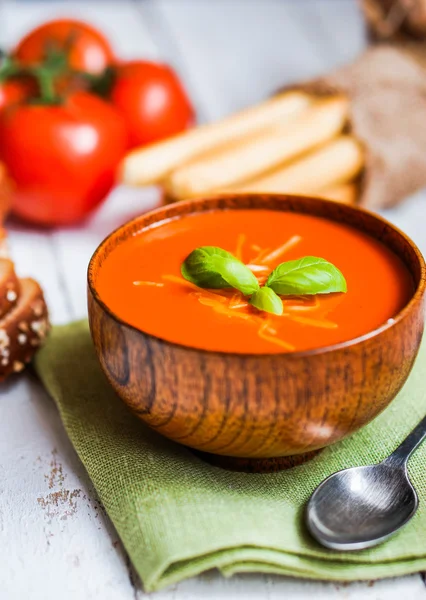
307 411 426 551
307 462 418 550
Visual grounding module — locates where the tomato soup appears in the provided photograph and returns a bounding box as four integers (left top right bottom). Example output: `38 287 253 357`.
96 209 413 354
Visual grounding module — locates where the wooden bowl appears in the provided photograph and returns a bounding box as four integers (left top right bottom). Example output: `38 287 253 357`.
88 194 426 472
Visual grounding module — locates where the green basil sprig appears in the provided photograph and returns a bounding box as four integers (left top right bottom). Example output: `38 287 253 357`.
249 286 283 315
266 256 347 295
181 246 347 316
181 246 259 295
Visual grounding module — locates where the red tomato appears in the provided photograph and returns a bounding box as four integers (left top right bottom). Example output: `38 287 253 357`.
110 61 195 147
14 19 115 74
0 77 35 111
0 92 128 226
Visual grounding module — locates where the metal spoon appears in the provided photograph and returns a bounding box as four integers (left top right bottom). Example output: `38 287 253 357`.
306 414 426 551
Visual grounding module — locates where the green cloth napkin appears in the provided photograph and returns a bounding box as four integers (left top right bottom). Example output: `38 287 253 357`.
34 321 426 592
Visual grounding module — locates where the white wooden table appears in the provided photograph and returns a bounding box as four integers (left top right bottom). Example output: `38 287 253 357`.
1 1 426 598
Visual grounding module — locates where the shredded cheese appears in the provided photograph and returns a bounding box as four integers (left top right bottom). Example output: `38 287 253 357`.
263 323 277 335
197 295 255 321
229 302 250 310
192 291 228 304
133 281 165 287
246 264 270 273
228 293 249 309
284 296 320 311
250 247 271 264
258 324 295 351
235 234 246 260
259 235 302 265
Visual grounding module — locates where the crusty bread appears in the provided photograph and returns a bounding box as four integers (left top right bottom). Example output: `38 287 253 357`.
0 229 50 382
0 278 49 381
0 259 19 318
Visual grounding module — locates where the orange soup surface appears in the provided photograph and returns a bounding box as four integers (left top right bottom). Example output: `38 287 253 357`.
96 209 414 354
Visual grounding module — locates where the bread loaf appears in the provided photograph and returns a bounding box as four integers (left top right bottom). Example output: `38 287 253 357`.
0 259 20 318
0 277 49 381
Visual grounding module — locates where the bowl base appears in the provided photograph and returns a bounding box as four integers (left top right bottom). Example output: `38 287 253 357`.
193 448 323 473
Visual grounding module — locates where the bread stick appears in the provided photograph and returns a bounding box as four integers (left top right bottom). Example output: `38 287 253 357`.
166 96 350 200
233 135 363 195
121 91 312 185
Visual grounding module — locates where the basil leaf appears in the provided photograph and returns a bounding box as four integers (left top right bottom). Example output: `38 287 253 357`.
250 287 283 315
181 247 232 288
182 246 260 295
266 256 347 295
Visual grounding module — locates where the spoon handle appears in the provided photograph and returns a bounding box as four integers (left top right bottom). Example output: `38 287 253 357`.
383 414 426 468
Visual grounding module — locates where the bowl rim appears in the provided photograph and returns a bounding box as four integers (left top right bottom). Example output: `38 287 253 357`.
87 193 426 359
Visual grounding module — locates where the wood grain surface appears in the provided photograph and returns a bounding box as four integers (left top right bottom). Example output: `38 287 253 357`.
88 194 426 470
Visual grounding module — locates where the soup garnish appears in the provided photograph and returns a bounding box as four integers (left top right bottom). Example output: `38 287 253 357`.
179 245 347 315
250 286 283 315
266 256 347 295
181 246 260 295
